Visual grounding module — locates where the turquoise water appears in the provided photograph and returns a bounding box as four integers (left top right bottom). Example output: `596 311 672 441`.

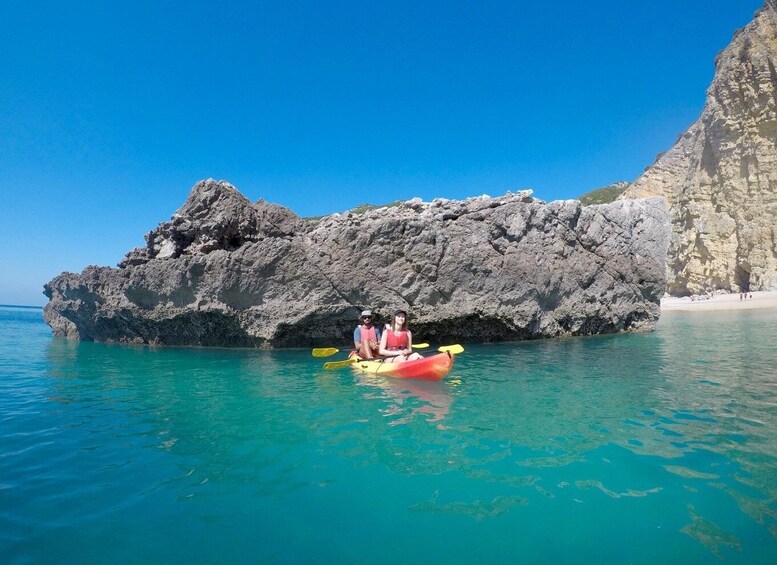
2 306 777 563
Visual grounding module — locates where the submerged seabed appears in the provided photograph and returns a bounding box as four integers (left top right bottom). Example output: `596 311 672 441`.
1 306 776 563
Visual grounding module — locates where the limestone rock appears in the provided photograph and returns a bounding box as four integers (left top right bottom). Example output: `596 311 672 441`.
620 0 777 294
119 179 304 266
44 179 670 347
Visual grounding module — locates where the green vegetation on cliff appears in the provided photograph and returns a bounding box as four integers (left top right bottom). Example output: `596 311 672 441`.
578 182 629 206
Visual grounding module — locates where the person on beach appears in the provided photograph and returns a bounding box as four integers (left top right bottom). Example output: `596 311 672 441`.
354 310 381 359
379 309 423 364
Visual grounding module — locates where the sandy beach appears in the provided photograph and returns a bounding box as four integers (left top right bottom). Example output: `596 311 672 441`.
661 290 777 312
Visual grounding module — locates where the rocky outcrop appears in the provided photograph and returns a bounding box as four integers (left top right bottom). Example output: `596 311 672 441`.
43 179 669 347
620 0 777 295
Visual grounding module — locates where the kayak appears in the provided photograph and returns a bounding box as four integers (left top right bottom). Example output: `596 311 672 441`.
351 351 454 381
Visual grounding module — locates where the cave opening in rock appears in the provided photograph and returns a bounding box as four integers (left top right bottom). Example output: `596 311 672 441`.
735 265 751 292
227 236 243 250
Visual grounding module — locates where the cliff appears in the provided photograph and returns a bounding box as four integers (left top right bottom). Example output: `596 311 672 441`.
620 0 777 295
44 179 669 347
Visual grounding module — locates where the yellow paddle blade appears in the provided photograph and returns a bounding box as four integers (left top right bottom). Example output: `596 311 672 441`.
312 347 340 357
438 344 464 355
412 343 429 349
323 358 357 370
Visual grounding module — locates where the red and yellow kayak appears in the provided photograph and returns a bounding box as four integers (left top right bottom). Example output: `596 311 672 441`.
351 351 454 381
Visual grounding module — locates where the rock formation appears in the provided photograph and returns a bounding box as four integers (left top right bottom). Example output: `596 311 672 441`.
620 0 777 295
44 179 669 347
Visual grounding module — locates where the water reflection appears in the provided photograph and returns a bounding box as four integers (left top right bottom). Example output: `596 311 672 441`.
352 372 455 426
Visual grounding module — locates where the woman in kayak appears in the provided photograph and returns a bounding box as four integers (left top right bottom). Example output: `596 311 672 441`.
379 309 423 363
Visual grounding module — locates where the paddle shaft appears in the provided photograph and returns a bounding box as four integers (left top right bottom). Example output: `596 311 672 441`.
313 343 429 358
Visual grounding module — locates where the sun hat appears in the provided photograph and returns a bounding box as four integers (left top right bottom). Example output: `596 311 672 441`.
360 310 372 318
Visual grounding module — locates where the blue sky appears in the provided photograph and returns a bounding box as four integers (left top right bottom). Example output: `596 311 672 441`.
0 0 765 306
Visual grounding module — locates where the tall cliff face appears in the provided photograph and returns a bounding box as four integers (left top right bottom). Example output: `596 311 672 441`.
620 0 777 295
43 179 669 348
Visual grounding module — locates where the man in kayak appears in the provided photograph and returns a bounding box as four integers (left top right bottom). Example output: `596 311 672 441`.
379 309 423 363
354 310 381 359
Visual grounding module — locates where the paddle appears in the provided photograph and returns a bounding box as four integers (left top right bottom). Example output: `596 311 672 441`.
323 357 359 370
312 343 429 357
312 347 340 357
322 344 463 370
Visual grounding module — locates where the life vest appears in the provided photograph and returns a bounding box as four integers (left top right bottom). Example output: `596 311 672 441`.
359 325 377 342
386 329 408 350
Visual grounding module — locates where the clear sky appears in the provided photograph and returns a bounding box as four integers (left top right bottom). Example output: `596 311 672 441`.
0 0 765 306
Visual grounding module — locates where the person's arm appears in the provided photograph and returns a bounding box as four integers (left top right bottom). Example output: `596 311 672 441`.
405 330 413 356
353 327 361 348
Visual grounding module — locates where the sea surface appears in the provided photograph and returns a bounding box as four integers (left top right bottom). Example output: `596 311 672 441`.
2 305 777 563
